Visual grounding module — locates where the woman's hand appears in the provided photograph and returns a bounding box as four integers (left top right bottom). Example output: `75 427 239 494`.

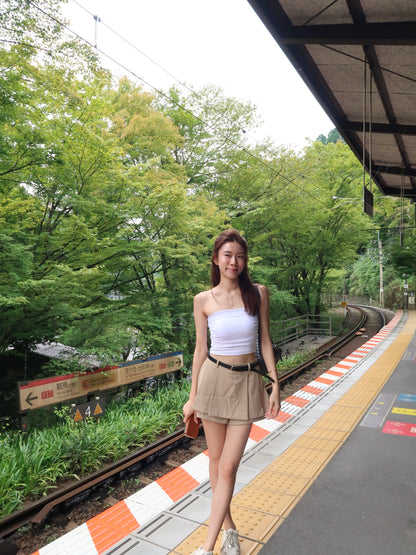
266 388 281 419
183 399 198 424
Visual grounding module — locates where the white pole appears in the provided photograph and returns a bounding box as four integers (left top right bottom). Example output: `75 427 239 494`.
378 233 384 307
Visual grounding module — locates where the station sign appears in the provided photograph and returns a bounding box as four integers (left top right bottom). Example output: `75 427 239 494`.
18 351 183 412
364 186 373 218
118 352 182 385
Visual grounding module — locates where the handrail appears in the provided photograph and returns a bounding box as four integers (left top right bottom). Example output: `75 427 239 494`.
270 313 333 348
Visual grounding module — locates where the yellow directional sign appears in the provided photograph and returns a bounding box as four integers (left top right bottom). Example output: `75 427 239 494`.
118 352 183 385
18 365 119 412
18 351 183 412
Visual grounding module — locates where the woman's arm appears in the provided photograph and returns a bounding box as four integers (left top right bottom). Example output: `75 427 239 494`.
258 285 281 418
183 292 208 423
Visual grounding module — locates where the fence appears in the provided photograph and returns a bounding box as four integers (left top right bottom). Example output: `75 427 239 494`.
270 314 332 348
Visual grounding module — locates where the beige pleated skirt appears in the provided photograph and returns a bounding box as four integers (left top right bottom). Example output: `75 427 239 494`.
192 357 269 425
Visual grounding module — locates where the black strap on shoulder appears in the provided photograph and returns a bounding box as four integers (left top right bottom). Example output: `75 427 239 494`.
255 284 283 382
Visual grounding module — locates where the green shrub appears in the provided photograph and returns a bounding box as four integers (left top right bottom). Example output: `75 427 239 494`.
0 381 191 518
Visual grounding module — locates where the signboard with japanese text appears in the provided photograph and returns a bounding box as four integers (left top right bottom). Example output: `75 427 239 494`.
118 352 183 385
18 351 183 412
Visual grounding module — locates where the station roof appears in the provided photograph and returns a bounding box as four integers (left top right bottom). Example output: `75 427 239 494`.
248 0 416 201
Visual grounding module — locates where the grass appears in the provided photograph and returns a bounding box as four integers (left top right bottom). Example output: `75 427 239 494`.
0 380 190 518
276 350 316 375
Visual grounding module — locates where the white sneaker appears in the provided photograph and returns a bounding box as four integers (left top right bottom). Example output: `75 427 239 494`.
191 547 213 555
220 528 240 555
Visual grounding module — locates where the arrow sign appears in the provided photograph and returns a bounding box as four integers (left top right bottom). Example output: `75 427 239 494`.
25 392 38 406
18 352 183 412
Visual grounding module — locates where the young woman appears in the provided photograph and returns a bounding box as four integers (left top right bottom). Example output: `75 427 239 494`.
183 229 281 555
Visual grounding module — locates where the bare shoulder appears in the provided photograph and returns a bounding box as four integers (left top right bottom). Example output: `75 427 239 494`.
194 289 211 303
193 289 212 313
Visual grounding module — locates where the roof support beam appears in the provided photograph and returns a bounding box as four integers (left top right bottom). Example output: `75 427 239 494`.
364 44 416 193
247 0 416 198
278 22 416 45
344 121 416 136
373 165 416 178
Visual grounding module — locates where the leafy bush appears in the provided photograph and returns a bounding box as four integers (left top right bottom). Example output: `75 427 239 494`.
0 381 190 518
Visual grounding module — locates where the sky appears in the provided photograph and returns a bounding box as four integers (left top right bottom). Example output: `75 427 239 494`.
62 0 333 149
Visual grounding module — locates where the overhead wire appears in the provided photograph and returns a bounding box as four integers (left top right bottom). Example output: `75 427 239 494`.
22 0 328 206
67 0 313 197
302 0 341 26
71 0 245 132
323 38 416 222
324 45 416 85
303 0 416 205
67 0 275 163
301 3 416 86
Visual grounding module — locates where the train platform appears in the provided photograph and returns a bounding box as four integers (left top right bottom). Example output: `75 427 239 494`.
32 309 416 555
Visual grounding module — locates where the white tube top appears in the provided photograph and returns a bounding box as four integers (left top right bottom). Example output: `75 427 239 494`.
208 308 258 356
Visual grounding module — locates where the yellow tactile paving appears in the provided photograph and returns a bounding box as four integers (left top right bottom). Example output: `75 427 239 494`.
232 487 295 516
334 389 378 408
226 506 280 542
248 471 310 496
311 406 364 431
171 525 209 555
175 311 415 555
302 427 349 442
268 444 333 471
268 457 326 480
293 434 342 452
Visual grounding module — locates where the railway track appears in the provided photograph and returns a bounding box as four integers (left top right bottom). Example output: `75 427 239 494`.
276 304 386 385
0 306 391 550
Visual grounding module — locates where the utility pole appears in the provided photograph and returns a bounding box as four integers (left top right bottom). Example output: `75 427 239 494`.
378 233 384 308
403 274 409 310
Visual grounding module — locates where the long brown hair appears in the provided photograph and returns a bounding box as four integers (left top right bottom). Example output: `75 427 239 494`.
211 229 258 315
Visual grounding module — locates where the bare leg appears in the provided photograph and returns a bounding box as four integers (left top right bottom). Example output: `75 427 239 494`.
203 421 234 530
201 419 252 552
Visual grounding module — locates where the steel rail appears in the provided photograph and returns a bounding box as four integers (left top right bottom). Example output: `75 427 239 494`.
277 305 368 385
0 429 189 537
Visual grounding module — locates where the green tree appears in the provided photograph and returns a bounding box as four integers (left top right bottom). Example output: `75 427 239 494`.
100 79 225 357
316 128 344 145
2 0 233 366
0 37 214 359
346 194 414 306
159 84 263 192
247 141 370 315
159 84 298 318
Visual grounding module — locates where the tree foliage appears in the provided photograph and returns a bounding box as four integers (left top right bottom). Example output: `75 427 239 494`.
1 0 414 376
316 128 344 145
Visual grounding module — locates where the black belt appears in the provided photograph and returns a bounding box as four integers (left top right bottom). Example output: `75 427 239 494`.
208 354 274 383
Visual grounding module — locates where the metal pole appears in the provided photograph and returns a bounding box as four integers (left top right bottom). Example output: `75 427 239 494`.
378 231 384 307
363 57 367 211
404 274 409 310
